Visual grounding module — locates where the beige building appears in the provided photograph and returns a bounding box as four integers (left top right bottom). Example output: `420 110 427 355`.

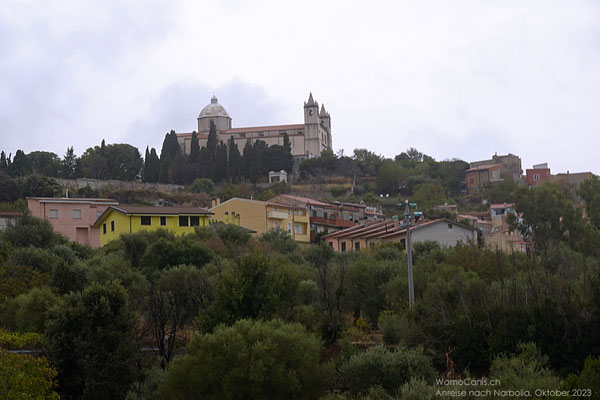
176 93 332 165
209 198 268 235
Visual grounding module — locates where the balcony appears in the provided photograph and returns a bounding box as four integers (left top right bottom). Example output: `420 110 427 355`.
310 215 355 228
268 211 289 219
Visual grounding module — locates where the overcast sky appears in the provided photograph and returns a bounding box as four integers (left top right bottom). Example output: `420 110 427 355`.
1 0 599 174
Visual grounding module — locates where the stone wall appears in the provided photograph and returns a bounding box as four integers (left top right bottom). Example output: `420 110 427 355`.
54 178 184 193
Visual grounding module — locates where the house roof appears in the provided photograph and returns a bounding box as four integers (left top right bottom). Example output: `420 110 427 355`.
490 203 514 209
322 220 392 240
93 205 212 227
265 201 304 210
377 219 476 239
272 194 330 207
209 197 266 211
323 218 476 241
27 197 119 205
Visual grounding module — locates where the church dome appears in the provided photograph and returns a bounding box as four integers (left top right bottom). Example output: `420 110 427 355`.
198 95 230 119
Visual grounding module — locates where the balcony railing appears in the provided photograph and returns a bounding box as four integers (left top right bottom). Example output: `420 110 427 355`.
310 216 355 228
267 211 289 219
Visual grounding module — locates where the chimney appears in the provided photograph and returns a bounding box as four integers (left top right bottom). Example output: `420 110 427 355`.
211 199 216 208
216 198 221 206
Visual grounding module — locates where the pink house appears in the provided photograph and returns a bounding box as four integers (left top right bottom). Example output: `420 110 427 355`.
27 197 119 248
525 163 550 186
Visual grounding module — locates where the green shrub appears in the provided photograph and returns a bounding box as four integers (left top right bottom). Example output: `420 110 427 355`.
399 378 435 400
259 228 298 254
0 328 46 350
7 246 64 274
125 366 165 400
1 287 59 333
340 346 435 396
0 265 50 302
1 215 65 248
0 349 59 399
489 342 559 394
379 311 401 345
213 223 251 245
159 319 333 400
561 356 600 399
187 178 216 195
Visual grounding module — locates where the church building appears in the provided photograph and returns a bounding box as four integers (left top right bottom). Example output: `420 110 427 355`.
176 93 332 163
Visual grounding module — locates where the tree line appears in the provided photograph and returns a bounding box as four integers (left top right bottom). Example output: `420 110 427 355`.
0 121 294 189
153 121 293 185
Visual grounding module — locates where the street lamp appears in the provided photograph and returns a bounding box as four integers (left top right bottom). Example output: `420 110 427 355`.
401 200 417 307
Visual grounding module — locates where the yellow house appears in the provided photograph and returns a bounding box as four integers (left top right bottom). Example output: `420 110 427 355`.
209 198 268 235
93 205 213 247
265 200 310 243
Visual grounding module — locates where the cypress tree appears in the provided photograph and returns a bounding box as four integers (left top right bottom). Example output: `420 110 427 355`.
204 121 218 179
241 142 253 179
143 147 150 182
227 136 242 182
190 131 200 163
283 132 292 153
214 141 228 183
1 151 8 172
144 147 160 183
159 130 180 183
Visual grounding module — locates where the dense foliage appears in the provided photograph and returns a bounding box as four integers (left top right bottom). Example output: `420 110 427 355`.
159 319 332 400
0 169 599 398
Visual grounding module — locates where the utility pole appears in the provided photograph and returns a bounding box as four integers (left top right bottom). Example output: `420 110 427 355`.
402 200 416 307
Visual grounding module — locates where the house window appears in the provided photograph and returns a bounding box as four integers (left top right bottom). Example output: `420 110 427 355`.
294 224 301 234
141 216 151 226
341 242 346 252
349 214 353 221
287 223 291 233
312 210 317 217
103 223 106 234
179 216 189 227
533 174 540 181
111 220 115 232
49 209 58 219
73 210 81 219
190 216 200 226
329 242 333 247
160 216 167 226
273 221 279 229
324 212 328 219
355 242 360 250
469 178 474 184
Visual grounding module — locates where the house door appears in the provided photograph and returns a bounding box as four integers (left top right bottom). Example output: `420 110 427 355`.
76 227 89 245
